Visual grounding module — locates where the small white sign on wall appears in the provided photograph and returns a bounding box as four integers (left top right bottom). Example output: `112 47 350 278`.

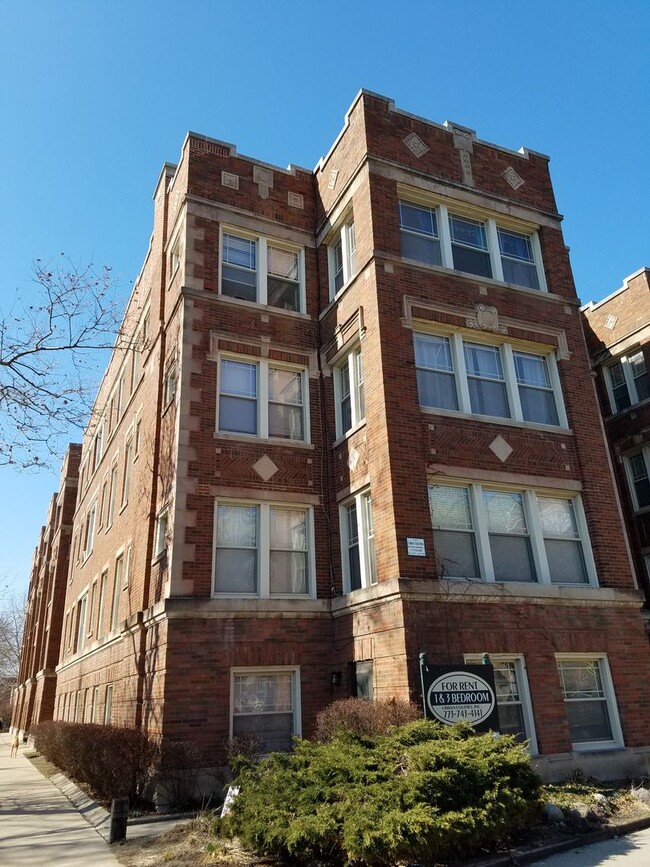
406 538 426 557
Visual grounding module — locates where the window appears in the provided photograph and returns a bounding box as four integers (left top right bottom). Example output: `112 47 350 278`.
335 347 365 437
231 668 300 753
164 363 177 406
340 490 377 592
83 502 97 559
110 555 123 632
155 510 169 557
624 451 650 510
220 230 304 312
214 502 312 597
75 592 88 652
90 687 99 723
104 684 113 725
428 481 595 585
328 220 357 298
98 478 108 529
217 357 307 441
117 374 126 418
121 438 133 507
414 333 565 427
169 233 182 278
91 422 104 474
465 655 537 752
399 200 546 291
97 569 108 638
556 657 623 750
350 661 374 700
604 351 650 414
89 581 97 637
107 463 118 526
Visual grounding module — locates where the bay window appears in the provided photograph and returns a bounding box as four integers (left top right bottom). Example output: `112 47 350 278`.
340 490 377 592
604 351 650 414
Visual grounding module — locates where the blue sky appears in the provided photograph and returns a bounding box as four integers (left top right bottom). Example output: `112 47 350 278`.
1 0 649 597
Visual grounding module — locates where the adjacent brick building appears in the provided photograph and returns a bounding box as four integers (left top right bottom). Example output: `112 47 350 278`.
583 267 650 609
13 91 650 781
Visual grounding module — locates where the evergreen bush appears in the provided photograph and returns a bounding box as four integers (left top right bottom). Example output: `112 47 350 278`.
221 718 541 865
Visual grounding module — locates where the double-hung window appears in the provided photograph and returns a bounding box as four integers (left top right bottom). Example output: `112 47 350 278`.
340 490 377 592
604 351 650 414
399 200 546 292
624 451 650 510
328 220 357 298
465 655 537 752
414 333 566 427
556 657 623 750
83 502 97 559
220 230 304 312
218 357 307 442
428 482 595 585
214 502 312 597
75 592 88 653
231 668 300 753
335 347 365 437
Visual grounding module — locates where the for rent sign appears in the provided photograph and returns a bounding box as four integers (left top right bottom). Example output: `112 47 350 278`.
420 658 500 733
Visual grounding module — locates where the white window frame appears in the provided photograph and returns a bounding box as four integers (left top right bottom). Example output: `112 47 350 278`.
90 686 99 723
169 232 182 281
106 461 118 528
399 199 547 293
164 362 177 407
216 354 310 443
104 684 113 725
83 500 98 560
155 509 169 557
75 590 88 653
328 218 357 299
219 226 305 313
97 569 108 638
623 449 650 512
464 654 538 755
340 489 377 593
121 435 133 508
555 654 624 751
334 345 365 438
428 480 598 587
230 666 301 751
414 331 568 429
212 500 315 599
603 351 649 415
110 554 124 633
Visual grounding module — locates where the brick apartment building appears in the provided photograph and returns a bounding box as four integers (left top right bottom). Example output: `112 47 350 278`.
12 91 650 780
583 268 650 608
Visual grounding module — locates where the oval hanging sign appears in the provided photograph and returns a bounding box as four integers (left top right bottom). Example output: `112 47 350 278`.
425 668 497 727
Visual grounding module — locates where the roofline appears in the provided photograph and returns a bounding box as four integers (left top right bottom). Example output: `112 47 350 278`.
581 266 650 312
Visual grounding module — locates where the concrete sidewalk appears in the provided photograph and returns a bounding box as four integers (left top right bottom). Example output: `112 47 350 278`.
0 732 122 865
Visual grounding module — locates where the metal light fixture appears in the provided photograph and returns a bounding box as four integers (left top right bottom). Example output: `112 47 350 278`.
331 671 342 687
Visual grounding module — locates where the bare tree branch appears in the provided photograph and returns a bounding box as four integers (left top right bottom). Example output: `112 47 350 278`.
0 257 127 468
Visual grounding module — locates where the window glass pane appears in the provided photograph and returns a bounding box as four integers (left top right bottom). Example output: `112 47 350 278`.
490 535 535 581
545 539 587 583
630 454 650 508
217 505 257 547
609 361 626 388
363 494 377 585
433 530 479 578
223 234 256 269
565 701 612 743
429 485 473 530
498 228 533 262
267 277 299 311
538 497 579 538
630 352 650 401
497 703 526 741
464 344 503 379
270 552 307 593
559 660 604 697
485 490 527 534
467 378 509 417
401 233 442 266
494 662 520 702
221 361 257 397
215 550 257 593
451 245 492 278
399 202 436 235
502 258 539 290
354 662 373 700
234 673 292 713
220 396 257 434
356 352 366 420
514 353 550 388
450 215 487 250
269 369 302 404
347 502 361 590
222 264 257 300
268 247 298 281
271 508 307 550
417 370 458 411
269 404 303 439
415 335 454 372
519 387 558 425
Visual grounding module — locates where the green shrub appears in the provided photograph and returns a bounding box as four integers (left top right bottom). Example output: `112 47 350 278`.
315 697 421 741
32 721 159 805
221 719 541 865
